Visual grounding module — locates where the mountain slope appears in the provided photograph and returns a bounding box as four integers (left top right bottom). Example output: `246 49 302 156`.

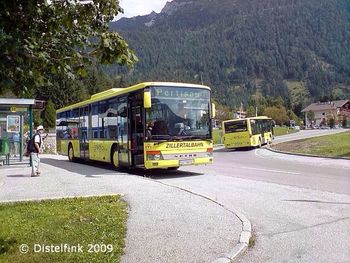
110 0 350 109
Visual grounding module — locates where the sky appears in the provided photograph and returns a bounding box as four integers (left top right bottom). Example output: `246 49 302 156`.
117 0 170 19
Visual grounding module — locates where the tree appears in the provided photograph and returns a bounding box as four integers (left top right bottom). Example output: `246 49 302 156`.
263 106 289 126
307 111 315 124
342 118 347 128
213 100 232 123
328 117 335 128
33 110 42 128
42 100 56 129
247 94 267 116
36 64 115 108
246 106 257 117
0 0 137 97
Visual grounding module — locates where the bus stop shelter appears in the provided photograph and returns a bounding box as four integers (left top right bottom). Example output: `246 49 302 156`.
0 98 35 165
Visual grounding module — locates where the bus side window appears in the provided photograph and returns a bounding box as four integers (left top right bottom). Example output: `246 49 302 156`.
91 103 99 139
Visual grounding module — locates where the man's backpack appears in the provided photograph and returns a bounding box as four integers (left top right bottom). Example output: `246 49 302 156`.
25 138 33 156
25 134 39 156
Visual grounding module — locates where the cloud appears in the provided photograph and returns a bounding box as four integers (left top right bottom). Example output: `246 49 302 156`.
118 0 169 19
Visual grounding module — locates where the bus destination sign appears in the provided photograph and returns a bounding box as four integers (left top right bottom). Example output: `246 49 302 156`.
152 87 209 99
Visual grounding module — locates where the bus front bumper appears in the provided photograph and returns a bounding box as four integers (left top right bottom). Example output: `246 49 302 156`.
144 157 213 169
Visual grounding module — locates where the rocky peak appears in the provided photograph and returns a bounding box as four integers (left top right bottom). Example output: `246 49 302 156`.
161 0 193 16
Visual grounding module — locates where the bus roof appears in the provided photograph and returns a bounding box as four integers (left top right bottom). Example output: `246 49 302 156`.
223 116 272 123
56 82 210 113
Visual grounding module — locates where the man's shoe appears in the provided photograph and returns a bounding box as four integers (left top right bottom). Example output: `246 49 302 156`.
31 173 39 177
37 171 41 175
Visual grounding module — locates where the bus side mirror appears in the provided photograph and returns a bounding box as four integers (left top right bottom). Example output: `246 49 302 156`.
144 90 152 109
211 103 216 118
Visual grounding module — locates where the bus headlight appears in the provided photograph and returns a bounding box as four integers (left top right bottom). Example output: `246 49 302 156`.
146 151 163 161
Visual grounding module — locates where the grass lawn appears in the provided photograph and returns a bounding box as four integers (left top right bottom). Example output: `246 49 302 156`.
0 195 127 263
272 131 350 158
273 126 298 136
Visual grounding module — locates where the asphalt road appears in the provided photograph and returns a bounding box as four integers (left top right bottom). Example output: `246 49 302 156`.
151 129 350 262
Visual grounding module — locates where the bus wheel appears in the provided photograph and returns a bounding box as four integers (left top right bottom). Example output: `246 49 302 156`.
68 144 75 162
111 147 119 170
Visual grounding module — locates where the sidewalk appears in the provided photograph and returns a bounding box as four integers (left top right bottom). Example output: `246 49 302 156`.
0 155 243 263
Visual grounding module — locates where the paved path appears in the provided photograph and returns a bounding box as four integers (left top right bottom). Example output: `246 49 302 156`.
0 155 242 263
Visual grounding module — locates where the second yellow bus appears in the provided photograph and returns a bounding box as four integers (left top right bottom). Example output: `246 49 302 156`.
222 116 274 149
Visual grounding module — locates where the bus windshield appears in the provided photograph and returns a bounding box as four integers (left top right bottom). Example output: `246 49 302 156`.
146 86 211 140
224 120 248 133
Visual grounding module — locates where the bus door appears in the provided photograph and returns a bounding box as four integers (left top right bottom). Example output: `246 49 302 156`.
256 120 264 144
117 98 130 166
130 105 144 167
79 106 89 160
260 120 267 144
79 130 89 159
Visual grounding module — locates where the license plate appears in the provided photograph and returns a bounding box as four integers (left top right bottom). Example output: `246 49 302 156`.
180 159 193 166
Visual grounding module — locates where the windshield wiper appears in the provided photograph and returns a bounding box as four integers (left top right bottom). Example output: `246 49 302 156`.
169 135 188 140
150 135 171 140
170 135 207 140
189 136 208 140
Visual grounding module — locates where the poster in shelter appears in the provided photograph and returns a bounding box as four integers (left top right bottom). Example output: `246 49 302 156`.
7 115 20 132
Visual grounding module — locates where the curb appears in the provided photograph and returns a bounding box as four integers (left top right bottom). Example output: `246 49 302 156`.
267 144 350 160
151 179 252 263
0 193 125 204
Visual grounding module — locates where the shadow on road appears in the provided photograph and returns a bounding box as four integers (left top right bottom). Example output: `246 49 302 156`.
6 174 28 178
215 147 256 153
128 168 203 180
41 158 118 176
41 157 203 179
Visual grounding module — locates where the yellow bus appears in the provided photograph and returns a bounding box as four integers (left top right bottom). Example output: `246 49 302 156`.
222 116 274 149
56 82 215 169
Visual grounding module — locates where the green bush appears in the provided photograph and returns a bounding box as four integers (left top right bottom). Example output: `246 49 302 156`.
42 100 56 129
328 117 335 128
33 110 42 128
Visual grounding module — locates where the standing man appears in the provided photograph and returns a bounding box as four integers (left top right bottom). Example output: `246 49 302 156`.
12 132 19 157
31 125 44 177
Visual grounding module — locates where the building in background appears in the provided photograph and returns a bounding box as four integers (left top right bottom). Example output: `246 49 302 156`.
302 100 350 127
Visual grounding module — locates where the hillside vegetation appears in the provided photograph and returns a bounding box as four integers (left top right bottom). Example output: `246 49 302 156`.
5 0 348 115
111 0 350 112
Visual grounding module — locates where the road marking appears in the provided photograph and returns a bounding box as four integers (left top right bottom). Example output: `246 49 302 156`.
254 149 264 157
240 166 301 175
